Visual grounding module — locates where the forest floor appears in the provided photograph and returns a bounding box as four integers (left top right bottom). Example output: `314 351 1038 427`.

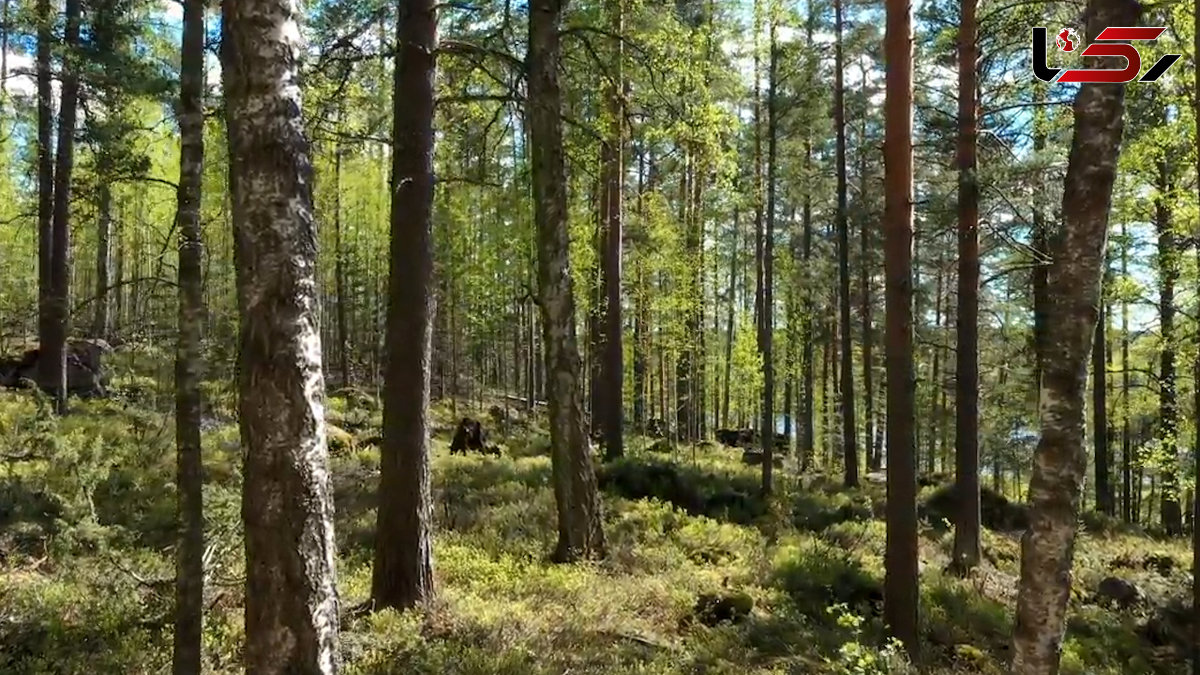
0 372 1194 673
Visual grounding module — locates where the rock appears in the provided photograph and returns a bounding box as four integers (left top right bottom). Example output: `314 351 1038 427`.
0 338 111 397
692 591 754 627
1095 576 1142 609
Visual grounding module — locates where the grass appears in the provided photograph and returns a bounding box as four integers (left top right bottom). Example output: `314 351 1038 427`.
0 383 1194 674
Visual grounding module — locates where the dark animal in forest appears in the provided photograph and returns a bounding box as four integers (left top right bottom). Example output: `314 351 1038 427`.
0 338 111 398
645 418 668 438
1095 577 1142 609
715 428 789 454
450 417 500 456
715 428 754 447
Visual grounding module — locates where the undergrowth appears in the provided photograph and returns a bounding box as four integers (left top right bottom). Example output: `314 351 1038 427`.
0 384 1193 674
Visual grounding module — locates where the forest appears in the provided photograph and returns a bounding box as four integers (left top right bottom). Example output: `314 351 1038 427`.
0 0 1197 672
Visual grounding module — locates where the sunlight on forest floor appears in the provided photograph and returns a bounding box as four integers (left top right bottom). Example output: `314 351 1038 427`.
0 374 1193 673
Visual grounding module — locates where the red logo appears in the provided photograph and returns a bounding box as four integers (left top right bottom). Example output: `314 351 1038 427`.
1056 28 1079 52
1032 26 1181 84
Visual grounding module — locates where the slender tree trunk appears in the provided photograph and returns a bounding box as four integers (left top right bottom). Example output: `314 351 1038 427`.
676 152 692 441
334 136 349 388
883 0 918 654
1154 157 1183 536
1120 221 1131 523
859 129 877 472
0 0 8 106
633 149 648 432
172 0 206 670
1192 4 1200 660
821 327 831 469
1032 89 1049 399
834 0 858 488
1011 0 1138 669
600 0 624 459
912 220 922 456
529 0 607 562
952 0 980 574
800 139 814 470
35 0 54 387
752 0 764 344
371 0 437 612
222 0 341 667
693 158 707 441
799 0 815 463
93 185 113 339
1092 275 1112 515
929 257 944 473
45 0 83 414
759 21 778 496
723 207 738 429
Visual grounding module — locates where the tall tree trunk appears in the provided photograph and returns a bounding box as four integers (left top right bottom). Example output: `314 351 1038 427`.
676 152 692 441
1121 219 1131 522
758 19 779 495
372 0 437 612
1192 2 1200 660
222 0 341 668
800 139 814 470
600 0 624 459
633 148 648 432
1154 157 1183 536
1011 0 1138 669
528 0 607 562
859 126 877 472
35 0 53 389
799 6 815 464
172 0 206 670
92 185 113 339
588 183 603 428
834 0 858 488
752 0 764 355
1092 274 1112 515
45 0 82 414
821 327 831 469
693 158 707 441
723 206 738 429
883 0 918 654
334 135 350 388
0 0 8 106
929 256 944 473
1032 88 1049 400
952 0 980 574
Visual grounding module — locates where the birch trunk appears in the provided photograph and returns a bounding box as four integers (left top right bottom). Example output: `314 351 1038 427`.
222 0 341 668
